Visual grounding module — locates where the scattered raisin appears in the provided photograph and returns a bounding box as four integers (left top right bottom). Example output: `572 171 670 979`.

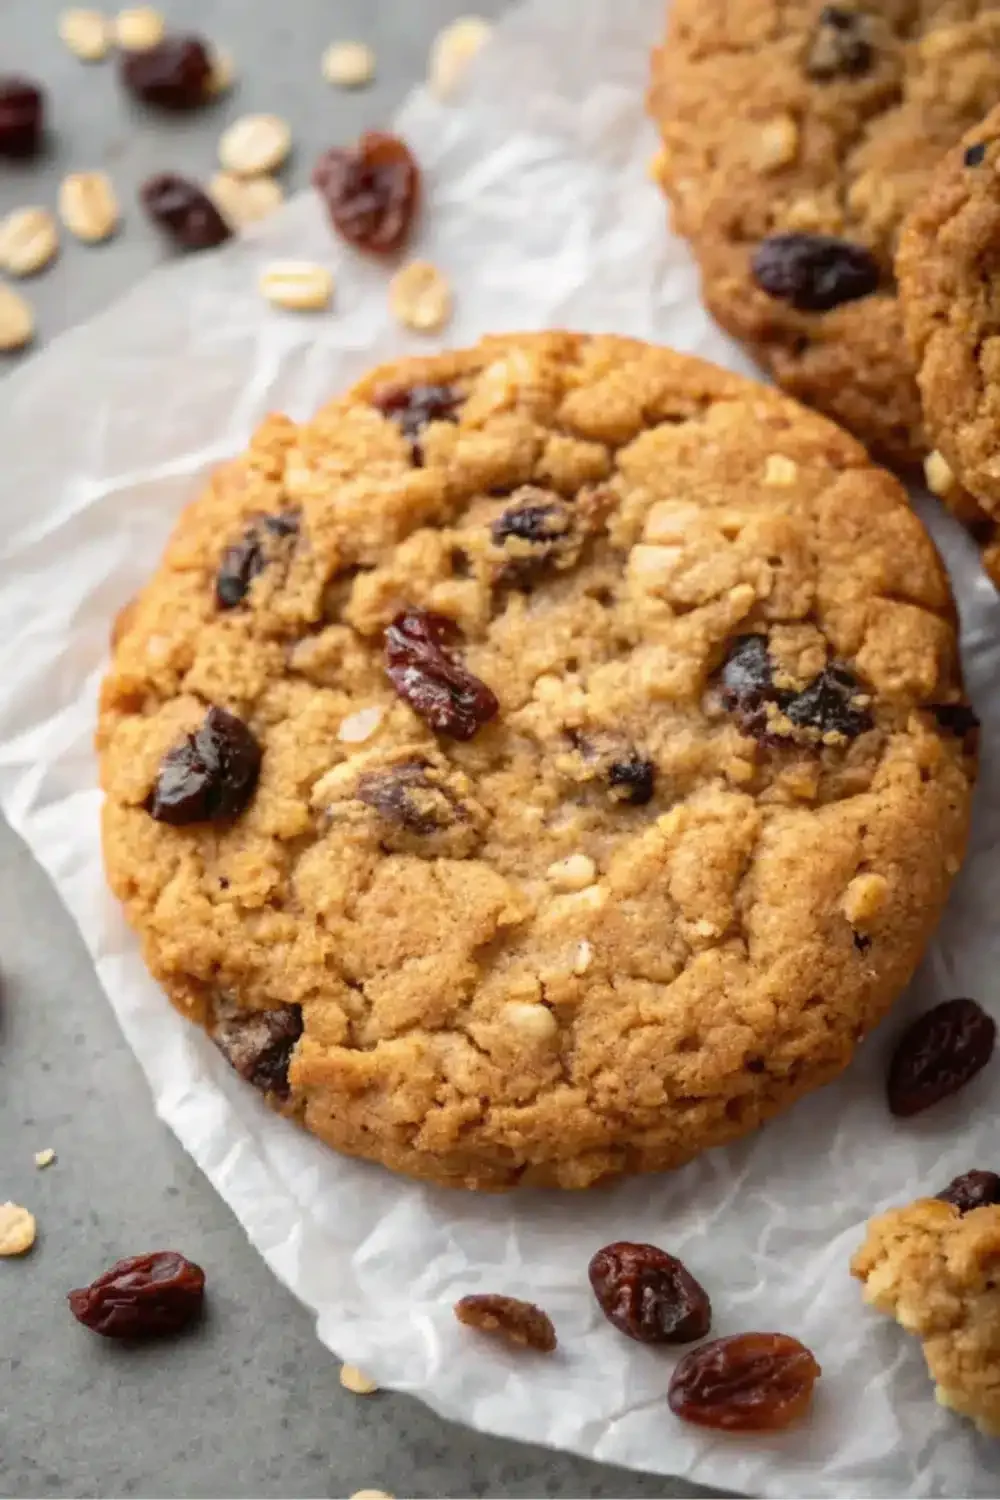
719 634 775 735
751 233 880 312
68 1251 205 1339
668 1332 821 1432
588 1241 711 1345
607 753 655 806
0 76 44 159
120 35 213 109
491 500 571 547
965 142 987 167
887 999 996 1118
805 7 873 80
936 1170 1000 1214
928 701 980 740
371 381 461 462
141 173 232 251
490 492 575 587
719 637 872 744
784 663 872 739
385 607 498 740
215 512 299 608
212 1001 303 1098
454 1294 557 1353
358 762 458 836
147 706 262 825
313 131 419 253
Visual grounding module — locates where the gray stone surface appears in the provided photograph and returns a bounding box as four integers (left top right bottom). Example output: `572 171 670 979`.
0 3 727 1496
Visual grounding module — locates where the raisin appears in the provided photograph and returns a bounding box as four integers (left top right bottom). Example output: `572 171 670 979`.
965 142 988 168
784 663 872 739
385 607 498 740
0 76 44 159
805 7 873 80
372 381 461 463
588 1241 711 1345
929 701 980 740
751 233 880 312
491 501 571 546
358 762 457 836
215 512 299 608
719 634 775 735
454 1294 557 1352
68 1251 205 1339
120 35 213 109
936 1170 1000 1214
887 999 996 1117
491 492 575 588
141 173 232 251
607 753 655 806
668 1332 821 1432
212 1001 303 1098
313 131 419 254
147 706 262 825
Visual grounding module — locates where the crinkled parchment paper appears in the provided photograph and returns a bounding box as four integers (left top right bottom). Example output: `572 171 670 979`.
3 2 1000 1494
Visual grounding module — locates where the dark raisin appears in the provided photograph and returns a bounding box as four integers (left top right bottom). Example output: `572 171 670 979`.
215 512 299 609
120 35 213 109
752 233 880 312
965 142 988 167
313 131 419 253
147 706 262 825
0 76 44 159
669 1333 821 1431
853 930 872 954
805 7 873 80
212 1001 303 1098
68 1251 205 1339
887 999 996 1118
588 1241 711 1345
784 663 872 739
928 701 980 739
454 1294 557 1352
372 381 461 461
608 753 655 805
936 1170 1000 1214
357 762 455 836
719 634 776 734
385 607 498 740
491 501 571 546
141 173 232 251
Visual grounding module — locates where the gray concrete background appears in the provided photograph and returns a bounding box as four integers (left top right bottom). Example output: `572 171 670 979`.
0 3 725 1496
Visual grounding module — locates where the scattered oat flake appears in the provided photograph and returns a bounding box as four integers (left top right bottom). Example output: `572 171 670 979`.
209 172 283 228
259 261 333 311
338 705 384 744
389 260 452 333
0 1202 36 1256
58 171 119 242
59 8 112 60
205 46 235 96
340 1363 379 1395
323 40 376 89
114 6 164 50
219 114 291 178
0 285 34 352
0 208 58 277
428 16 493 100
34 1148 56 1169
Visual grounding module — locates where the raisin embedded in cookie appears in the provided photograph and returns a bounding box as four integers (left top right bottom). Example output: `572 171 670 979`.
899 103 1000 540
647 2 1000 470
98 332 975 1190
852 1197 1000 1434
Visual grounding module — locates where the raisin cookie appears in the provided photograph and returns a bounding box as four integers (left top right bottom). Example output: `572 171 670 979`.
899 104 1000 541
98 332 976 1190
648 1 1000 470
853 1196 1000 1434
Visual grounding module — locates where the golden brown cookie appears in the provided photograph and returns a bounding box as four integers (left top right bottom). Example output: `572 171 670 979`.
648 1 1000 470
98 332 976 1190
899 103 1000 542
853 1195 1000 1434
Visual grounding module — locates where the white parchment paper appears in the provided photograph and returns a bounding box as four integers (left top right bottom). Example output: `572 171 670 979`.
3 1 1000 1494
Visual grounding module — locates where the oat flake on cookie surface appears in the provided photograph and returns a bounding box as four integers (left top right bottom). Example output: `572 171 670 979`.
98 332 975 1190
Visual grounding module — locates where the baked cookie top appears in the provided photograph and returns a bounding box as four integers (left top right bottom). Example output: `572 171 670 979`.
98 332 975 1190
899 102 1000 522
853 1196 1000 1435
648 0 1000 469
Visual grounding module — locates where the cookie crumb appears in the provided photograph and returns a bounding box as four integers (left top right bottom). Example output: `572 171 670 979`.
428 16 492 100
259 261 333 312
59 8 111 60
389 260 453 333
0 207 58 277
340 1363 379 1395
58 171 119 243
114 6 164 50
219 114 291 178
764 454 798 487
34 1148 56 1169
924 450 956 499
0 1202 36 1256
546 852 596 891
322 41 376 89
0 285 34 351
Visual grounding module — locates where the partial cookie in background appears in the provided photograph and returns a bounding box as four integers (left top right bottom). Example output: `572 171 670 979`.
98 332 975 1190
648 1 1000 471
899 103 1000 533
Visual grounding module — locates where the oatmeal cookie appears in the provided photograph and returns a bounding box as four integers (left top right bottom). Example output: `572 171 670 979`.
899 103 1000 538
648 0 1000 470
98 332 975 1190
853 1196 1000 1434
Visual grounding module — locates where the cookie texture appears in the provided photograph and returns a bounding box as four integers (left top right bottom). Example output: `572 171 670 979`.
899 103 1000 535
98 332 975 1190
648 0 1000 469
853 1197 1000 1434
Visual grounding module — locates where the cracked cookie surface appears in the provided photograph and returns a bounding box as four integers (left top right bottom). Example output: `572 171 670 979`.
648 1 1000 471
853 1197 1000 1434
98 332 975 1190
